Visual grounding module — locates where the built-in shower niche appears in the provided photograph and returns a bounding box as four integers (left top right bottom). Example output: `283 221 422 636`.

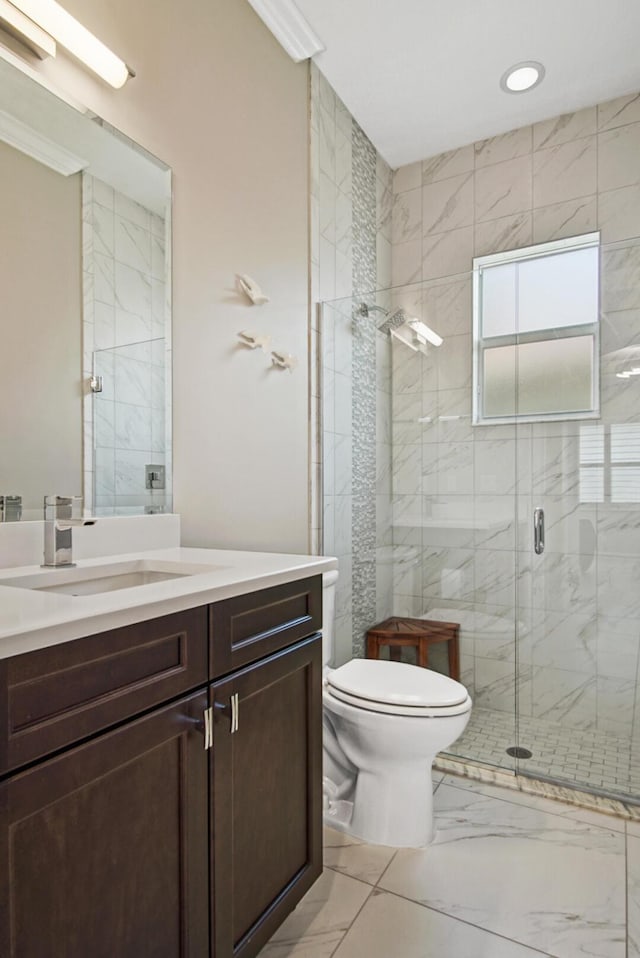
92 338 171 516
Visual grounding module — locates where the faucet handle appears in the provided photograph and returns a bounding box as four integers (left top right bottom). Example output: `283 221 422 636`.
44 495 79 505
44 496 89 521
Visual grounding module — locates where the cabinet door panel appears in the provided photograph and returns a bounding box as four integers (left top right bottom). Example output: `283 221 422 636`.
1 606 208 775
210 576 321 678
211 635 322 958
0 691 209 958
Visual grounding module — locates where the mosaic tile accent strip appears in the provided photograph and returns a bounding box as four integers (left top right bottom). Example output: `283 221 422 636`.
446 706 640 804
352 121 377 297
350 120 378 655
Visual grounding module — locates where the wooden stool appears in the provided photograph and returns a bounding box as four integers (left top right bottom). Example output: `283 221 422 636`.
366 616 460 681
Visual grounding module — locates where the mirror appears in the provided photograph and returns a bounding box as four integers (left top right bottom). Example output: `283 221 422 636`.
0 54 172 520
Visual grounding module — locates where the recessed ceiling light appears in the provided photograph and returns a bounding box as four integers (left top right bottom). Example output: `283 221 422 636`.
500 61 545 94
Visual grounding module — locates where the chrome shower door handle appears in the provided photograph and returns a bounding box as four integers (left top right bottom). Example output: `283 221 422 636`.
534 507 545 555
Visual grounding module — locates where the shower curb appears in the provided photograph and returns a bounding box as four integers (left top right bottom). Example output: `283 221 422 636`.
435 755 640 822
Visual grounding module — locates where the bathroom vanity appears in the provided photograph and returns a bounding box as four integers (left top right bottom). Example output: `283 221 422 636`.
0 547 335 958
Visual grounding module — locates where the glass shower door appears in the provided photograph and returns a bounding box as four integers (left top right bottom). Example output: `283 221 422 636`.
406 273 520 773
514 237 640 802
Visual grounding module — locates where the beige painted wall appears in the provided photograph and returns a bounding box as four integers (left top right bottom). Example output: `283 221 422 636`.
29 0 310 551
0 140 82 518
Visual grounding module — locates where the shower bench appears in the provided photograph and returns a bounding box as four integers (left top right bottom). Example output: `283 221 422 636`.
366 616 460 681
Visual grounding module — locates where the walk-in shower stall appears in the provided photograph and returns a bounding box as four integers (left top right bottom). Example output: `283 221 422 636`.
321 232 640 804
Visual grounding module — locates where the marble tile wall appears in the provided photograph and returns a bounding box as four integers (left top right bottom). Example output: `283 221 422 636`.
82 175 170 516
311 64 393 662
390 91 640 758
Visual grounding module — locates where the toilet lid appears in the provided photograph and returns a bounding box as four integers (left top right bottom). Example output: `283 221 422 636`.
326 659 468 709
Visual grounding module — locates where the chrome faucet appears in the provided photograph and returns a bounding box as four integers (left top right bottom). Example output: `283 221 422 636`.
43 496 96 568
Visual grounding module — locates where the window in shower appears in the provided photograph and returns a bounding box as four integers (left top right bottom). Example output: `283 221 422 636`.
472 232 601 424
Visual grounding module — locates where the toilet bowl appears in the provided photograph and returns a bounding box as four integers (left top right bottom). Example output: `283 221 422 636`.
322 571 472 848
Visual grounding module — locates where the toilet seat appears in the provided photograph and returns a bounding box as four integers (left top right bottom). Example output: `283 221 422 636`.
325 659 472 718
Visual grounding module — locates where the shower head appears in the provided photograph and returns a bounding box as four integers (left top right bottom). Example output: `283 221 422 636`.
357 303 436 340
377 308 408 334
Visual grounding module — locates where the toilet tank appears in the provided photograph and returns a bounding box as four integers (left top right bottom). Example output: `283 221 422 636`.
322 569 339 669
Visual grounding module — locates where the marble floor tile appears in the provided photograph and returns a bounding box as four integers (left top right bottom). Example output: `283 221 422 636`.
440 773 628 833
323 827 397 885
378 784 626 957
259 869 372 958
629 835 640 958
332 889 554 958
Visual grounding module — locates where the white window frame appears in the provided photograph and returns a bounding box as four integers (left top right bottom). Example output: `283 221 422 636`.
472 232 601 425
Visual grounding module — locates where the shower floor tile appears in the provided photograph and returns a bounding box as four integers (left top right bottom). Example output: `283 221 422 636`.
450 706 640 801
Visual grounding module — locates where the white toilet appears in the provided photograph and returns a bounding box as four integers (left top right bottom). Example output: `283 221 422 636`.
322 570 472 848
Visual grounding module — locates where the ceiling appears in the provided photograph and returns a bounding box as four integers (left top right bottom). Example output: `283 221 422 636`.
294 0 640 169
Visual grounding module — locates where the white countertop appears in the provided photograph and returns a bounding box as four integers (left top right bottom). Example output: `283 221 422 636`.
0 547 337 660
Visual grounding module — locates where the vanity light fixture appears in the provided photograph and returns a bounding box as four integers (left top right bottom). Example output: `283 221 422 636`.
245 0 325 62
6 0 133 88
500 61 545 94
0 0 54 58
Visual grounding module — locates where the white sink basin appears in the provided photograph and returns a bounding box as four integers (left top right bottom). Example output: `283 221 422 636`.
0 559 221 596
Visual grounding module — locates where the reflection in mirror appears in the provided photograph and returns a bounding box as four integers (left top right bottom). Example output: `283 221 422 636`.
0 55 172 520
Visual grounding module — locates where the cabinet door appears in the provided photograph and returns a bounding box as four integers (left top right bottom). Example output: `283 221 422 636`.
211 634 322 958
0 690 209 958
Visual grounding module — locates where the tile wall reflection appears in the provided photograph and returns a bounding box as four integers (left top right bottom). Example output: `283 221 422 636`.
82 175 171 515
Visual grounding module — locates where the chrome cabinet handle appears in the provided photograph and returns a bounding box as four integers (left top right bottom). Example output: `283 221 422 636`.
214 693 239 734
231 693 239 734
204 707 213 750
534 507 545 555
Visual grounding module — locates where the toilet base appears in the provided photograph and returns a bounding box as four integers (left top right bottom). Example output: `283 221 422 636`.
346 762 436 847
323 760 437 847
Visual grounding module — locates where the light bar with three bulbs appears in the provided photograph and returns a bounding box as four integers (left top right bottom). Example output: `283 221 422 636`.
0 0 133 88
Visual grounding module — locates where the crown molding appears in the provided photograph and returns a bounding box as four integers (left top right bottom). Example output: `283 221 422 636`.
246 0 324 62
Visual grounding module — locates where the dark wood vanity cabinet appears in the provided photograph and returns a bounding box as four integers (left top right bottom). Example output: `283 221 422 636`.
209 575 323 958
0 690 210 958
0 574 323 958
211 635 322 958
